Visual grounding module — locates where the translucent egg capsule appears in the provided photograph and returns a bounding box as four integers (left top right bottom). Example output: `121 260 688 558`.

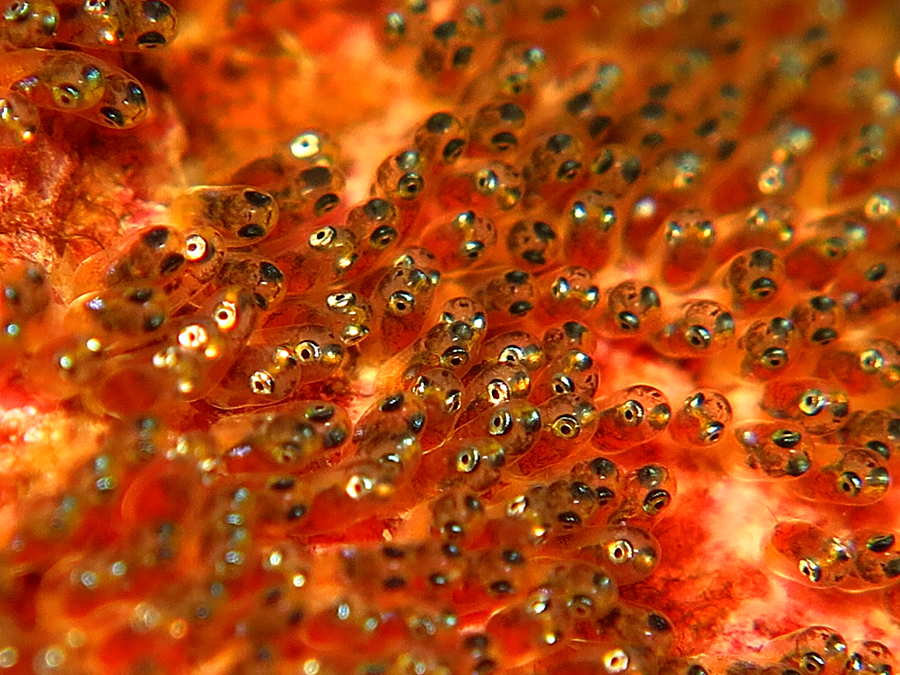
606 602 675 656
765 520 856 588
653 299 735 358
482 43 549 103
460 399 543 463
669 390 732 446
287 128 341 168
536 642 659 675
414 111 467 164
473 268 536 327
541 266 600 320
80 66 148 128
83 351 183 417
300 594 410 656
151 286 259 400
592 385 672 453
0 90 39 146
0 0 58 47
416 15 492 92
458 360 532 426
375 148 429 204
373 264 438 354
830 259 900 319
764 625 848 675
559 190 620 274
414 435 507 494
542 322 596 360
827 120 894 203
34 540 185 635
717 200 795 262
117 453 208 530
54 0 178 50
69 349 169 416
789 294 844 348
345 197 403 271
408 368 464 450
720 248 785 314
801 446 890 506
590 144 643 198
570 456 624 513
483 588 567 668
658 209 717 291
577 524 660 585
127 0 178 49
474 330 544 374
517 394 597 473
73 225 187 293
860 189 900 250
177 478 263 578
339 543 420 601
845 641 897 675
523 133 588 207
248 323 343 387
178 225 227 300
466 545 546 606
738 317 798 381
204 343 300 410
596 281 662 339
784 216 868 291
324 290 374 346
851 531 900 587
232 152 345 222
212 401 350 475
430 491 485 542
301 454 418 535
64 287 169 352
506 217 562 269
280 223 361 292
438 159 524 212
729 422 813 479
532 349 599 403
355 426 423 486
393 315 481 385
2 48 145 128
651 148 706 195
563 62 621 120
421 209 498 271
660 655 767 675
815 338 900 395
857 340 900 390
544 561 618 624
609 95 678 159
439 295 488 334
169 185 279 245
380 0 430 45
5 48 101 112
468 100 526 156
760 378 850 436
354 392 427 448
611 464 676 521
25 332 107 399
5 490 89 574
839 409 900 460
395 246 442 284
0 259 50 358
217 255 286 311
503 477 604 540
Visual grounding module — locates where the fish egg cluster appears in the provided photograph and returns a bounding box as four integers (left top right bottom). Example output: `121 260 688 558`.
0 1 899 674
